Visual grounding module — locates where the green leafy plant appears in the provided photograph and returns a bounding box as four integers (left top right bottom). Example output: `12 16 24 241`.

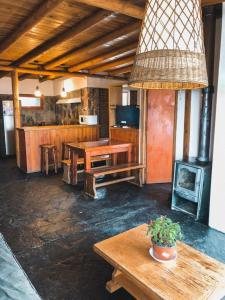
147 216 183 247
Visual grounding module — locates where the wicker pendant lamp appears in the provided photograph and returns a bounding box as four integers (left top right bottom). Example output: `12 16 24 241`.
129 0 208 90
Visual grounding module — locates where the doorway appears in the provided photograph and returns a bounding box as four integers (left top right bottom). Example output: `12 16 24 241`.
146 90 176 184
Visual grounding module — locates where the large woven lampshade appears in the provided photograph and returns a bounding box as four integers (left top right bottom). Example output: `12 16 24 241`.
129 0 208 90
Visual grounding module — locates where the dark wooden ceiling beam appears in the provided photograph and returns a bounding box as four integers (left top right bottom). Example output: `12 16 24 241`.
109 64 133 76
0 65 126 81
38 75 60 82
0 65 85 77
74 0 144 19
44 21 141 69
201 0 225 5
69 41 137 72
0 0 221 59
89 54 135 74
12 10 113 67
73 0 222 19
19 74 35 81
0 0 64 54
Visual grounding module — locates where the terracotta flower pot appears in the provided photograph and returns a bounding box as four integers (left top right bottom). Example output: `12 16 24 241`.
153 242 176 261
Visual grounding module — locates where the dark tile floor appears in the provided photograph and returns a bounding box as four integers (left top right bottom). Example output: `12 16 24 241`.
0 158 225 300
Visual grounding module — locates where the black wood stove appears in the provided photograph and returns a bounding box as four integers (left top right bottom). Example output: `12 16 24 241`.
171 87 213 224
171 159 211 223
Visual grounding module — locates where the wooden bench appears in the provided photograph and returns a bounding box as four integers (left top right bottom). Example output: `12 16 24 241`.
61 155 111 184
85 163 144 198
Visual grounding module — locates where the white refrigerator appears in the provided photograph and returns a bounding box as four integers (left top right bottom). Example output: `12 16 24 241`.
0 101 15 156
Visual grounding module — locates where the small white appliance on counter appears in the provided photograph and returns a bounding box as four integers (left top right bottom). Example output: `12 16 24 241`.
79 115 98 125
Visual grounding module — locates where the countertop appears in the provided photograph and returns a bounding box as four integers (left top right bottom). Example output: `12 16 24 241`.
17 124 100 131
110 126 139 130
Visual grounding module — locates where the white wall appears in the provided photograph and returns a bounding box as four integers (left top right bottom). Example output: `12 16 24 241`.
175 91 185 160
0 74 127 97
0 77 54 96
52 76 126 96
209 4 225 233
53 77 87 96
175 90 202 160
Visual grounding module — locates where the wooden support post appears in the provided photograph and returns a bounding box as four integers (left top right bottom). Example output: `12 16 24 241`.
11 70 21 167
183 90 192 160
71 150 78 185
139 90 147 184
106 269 123 293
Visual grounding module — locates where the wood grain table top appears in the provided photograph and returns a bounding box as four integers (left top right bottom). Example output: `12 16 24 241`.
94 224 225 300
67 140 132 151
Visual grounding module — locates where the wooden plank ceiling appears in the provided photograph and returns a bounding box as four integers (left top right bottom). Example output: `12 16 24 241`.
0 0 223 81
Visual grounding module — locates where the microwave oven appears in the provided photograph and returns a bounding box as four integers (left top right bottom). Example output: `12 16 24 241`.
79 115 98 125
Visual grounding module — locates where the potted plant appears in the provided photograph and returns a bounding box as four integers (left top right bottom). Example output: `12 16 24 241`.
147 216 183 261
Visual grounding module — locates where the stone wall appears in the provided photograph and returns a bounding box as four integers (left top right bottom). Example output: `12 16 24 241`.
21 97 57 126
0 87 109 137
55 88 100 125
55 88 109 137
55 90 81 125
0 95 57 126
98 89 109 138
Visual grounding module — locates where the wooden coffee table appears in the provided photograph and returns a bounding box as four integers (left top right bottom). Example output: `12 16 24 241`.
94 224 225 300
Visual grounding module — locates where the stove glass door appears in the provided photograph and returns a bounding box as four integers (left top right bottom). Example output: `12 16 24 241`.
175 164 202 202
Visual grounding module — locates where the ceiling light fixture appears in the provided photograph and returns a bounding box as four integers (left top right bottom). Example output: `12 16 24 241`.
61 80 67 98
34 86 42 97
61 87 67 98
129 0 208 90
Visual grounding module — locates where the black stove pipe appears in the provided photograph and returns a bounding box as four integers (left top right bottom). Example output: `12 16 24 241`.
197 6 216 163
198 86 214 162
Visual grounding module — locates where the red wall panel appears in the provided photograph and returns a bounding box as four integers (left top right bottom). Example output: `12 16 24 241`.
146 90 175 184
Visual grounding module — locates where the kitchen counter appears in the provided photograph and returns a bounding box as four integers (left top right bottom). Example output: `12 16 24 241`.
17 124 99 173
18 124 100 131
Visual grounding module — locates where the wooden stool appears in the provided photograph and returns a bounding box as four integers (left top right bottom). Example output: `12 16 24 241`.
62 142 72 160
40 144 58 175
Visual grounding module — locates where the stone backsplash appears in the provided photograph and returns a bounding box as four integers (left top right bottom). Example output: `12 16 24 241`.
21 96 57 126
0 87 109 136
55 90 80 125
55 88 108 129
0 94 57 126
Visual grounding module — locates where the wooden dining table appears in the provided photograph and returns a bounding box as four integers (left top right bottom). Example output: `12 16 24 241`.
67 140 132 185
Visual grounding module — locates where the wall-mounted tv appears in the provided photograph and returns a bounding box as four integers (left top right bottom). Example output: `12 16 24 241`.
116 105 139 128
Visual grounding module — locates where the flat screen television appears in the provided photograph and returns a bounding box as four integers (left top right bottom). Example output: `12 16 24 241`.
116 105 139 128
